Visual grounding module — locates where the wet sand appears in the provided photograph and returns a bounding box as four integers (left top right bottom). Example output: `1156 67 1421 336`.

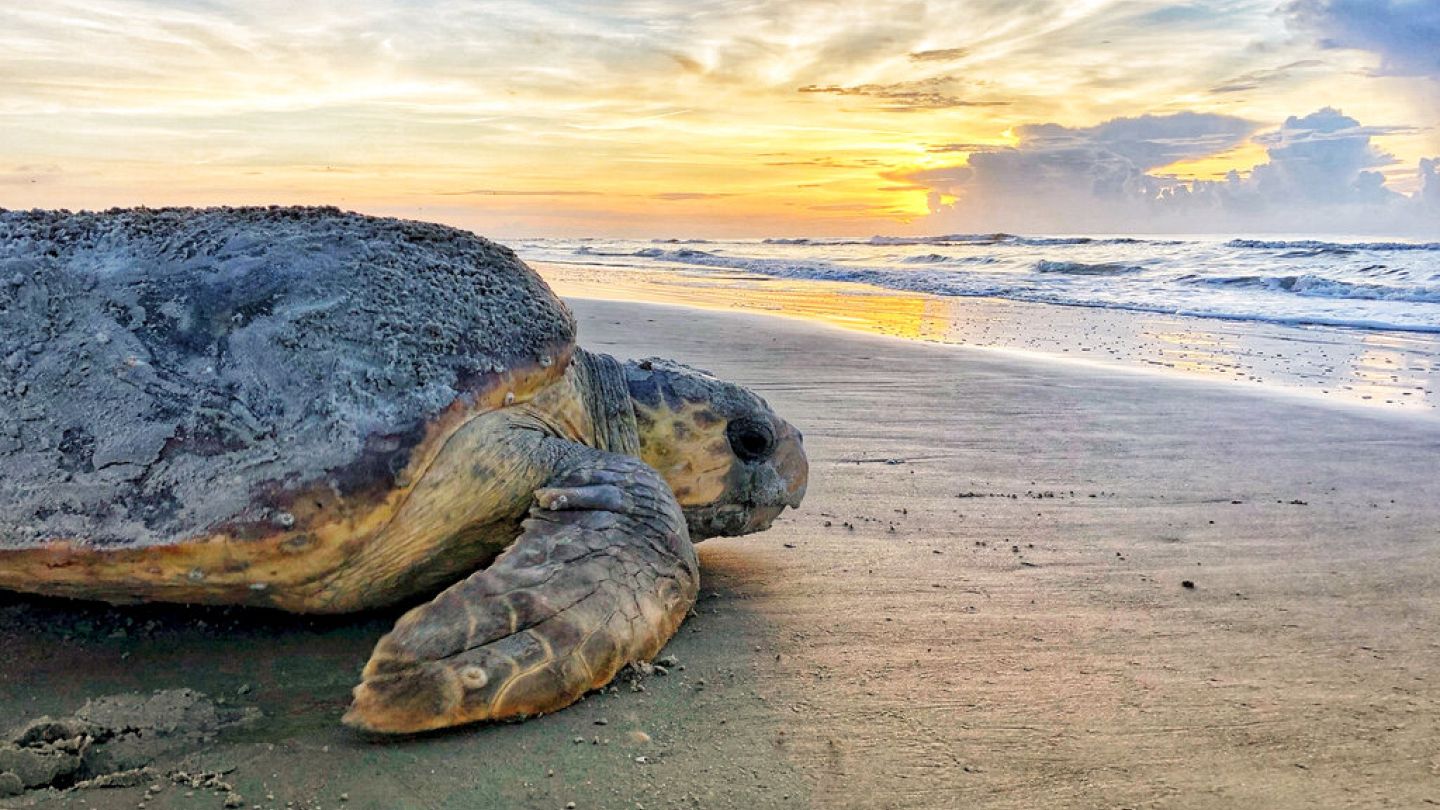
536 260 1440 414
4 296 1440 809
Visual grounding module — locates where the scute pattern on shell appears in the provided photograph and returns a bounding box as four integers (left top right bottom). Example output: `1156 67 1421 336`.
0 206 575 550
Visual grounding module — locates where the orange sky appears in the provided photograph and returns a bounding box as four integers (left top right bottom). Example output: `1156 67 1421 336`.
2 1 1436 236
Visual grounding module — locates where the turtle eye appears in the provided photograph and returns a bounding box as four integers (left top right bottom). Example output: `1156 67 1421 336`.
726 418 775 463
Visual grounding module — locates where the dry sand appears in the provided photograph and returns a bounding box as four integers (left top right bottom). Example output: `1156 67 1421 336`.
3 295 1440 809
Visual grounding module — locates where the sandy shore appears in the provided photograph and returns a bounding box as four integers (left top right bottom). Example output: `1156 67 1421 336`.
4 296 1440 809
535 260 1440 415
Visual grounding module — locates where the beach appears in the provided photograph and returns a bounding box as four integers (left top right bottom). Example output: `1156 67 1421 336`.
4 288 1440 809
6 0 1439 804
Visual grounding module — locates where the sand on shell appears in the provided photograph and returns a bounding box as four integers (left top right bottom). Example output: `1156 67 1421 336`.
2 295 1439 809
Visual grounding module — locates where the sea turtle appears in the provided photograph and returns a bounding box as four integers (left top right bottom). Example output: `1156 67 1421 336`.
0 206 807 734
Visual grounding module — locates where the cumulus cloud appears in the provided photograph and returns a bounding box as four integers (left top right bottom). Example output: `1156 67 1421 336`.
1286 0 1440 77
1016 113 1259 170
1419 157 1440 209
904 111 1256 209
908 108 1439 234
1246 109 1409 205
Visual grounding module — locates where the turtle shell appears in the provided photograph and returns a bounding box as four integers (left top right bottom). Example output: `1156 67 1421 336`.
0 206 576 552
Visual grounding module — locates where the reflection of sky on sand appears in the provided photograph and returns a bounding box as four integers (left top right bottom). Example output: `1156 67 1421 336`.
1336 334 1436 407
544 265 955 343
1147 329 1242 377
536 261 1440 414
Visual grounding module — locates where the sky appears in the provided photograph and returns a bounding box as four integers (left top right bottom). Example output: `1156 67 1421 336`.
1 0 1437 236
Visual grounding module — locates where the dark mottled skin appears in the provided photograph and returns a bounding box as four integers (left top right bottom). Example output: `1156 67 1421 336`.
0 207 574 549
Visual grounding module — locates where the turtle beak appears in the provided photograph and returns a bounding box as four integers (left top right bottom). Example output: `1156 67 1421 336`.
772 420 808 510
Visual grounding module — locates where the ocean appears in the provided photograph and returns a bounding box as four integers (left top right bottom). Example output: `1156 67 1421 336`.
516 233 1440 335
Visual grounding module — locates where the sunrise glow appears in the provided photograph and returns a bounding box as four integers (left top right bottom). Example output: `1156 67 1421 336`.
2 1 1436 236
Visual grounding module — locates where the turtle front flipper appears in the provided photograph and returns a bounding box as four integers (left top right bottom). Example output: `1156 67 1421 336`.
343 451 698 734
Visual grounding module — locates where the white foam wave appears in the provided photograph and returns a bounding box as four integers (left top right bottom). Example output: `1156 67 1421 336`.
526 232 1440 334
1228 238 1440 252
1034 260 1142 275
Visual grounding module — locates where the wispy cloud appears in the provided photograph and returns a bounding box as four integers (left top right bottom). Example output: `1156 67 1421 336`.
651 192 737 201
437 189 604 197
1210 60 1326 93
798 78 1009 111
0 164 65 186
908 47 968 62
925 142 1011 153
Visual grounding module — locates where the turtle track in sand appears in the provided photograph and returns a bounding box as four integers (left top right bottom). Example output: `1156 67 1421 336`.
0 688 257 798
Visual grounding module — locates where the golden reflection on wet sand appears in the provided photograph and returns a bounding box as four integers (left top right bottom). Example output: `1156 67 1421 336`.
534 261 1440 413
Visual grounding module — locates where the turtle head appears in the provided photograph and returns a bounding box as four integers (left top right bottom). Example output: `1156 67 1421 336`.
623 358 807 540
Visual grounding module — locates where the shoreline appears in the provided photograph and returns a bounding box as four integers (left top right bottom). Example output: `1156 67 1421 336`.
533 260 1440 417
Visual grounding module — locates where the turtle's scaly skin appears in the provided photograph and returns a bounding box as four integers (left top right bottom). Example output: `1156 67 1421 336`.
347 453 698 732
0 208 808 733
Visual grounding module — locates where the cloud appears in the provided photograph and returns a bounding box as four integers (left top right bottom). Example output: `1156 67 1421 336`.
1209 59 1325 93
808 202 904 212
908 47 967 62
1015 112 1260 170
906 108 1439 234
1245 109 1411 206
1422 158 1440 208
437 189 604 197
1286 0 1440 77
905 112 1258 202
1 0 1433 236
0 164 64 186
764 156 883 168
650 192 736 201
797 77 1009 111
927 142 1012 153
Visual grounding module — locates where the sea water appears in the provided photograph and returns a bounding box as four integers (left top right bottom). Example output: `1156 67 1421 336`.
517 234 1440 335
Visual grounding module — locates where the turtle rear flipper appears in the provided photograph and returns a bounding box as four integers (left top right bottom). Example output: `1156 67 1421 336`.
343 451 698 734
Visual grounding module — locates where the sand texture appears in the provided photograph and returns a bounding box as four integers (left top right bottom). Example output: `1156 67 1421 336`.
1 297 1438 809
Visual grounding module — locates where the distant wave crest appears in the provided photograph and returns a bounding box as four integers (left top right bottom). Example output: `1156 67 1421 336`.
870 234 1174 247
1034 260 1142 275
1227 238 1440 253
901 253 999 265
1193 273 1440 303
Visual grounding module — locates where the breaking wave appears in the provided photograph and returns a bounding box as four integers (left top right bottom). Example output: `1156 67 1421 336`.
524 231 1440 333
1034 260 1143 275
1191 274 1440 303
1227 238 1440 252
